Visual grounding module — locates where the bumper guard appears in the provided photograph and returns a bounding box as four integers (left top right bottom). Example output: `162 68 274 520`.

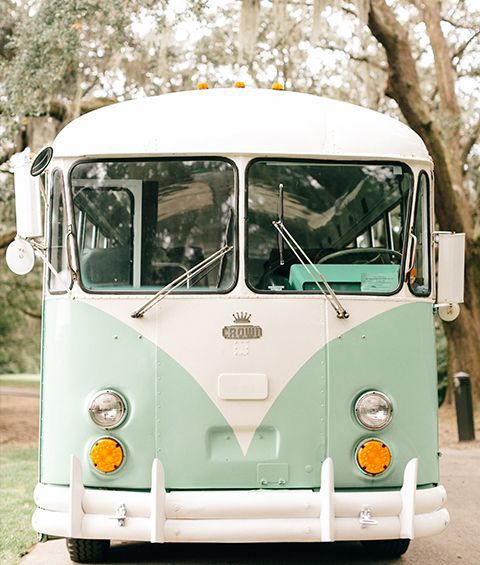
32 457 449 543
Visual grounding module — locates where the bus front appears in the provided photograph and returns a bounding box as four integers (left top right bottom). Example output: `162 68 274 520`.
16 89 456 562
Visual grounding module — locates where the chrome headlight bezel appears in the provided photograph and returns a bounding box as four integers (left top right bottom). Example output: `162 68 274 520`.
88 389 127 430
354 390 393 431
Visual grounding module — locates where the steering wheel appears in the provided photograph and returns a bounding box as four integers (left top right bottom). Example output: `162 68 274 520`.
317 247 402 265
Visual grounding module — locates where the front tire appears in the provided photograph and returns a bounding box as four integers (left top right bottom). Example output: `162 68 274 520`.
66 538 110 563
361 538 410 558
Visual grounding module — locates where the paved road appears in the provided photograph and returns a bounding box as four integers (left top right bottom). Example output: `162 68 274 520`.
21 448 480 565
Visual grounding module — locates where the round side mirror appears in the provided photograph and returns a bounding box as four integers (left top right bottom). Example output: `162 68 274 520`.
438 303 460 322
6 238 36 275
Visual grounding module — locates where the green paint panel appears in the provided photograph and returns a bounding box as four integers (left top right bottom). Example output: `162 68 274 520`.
325 302 439 487
155 342 326 489
41 299 156 488
40 298 438 491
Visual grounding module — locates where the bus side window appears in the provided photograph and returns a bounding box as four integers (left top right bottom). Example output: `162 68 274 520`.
409 171 431 296
48 170 71 293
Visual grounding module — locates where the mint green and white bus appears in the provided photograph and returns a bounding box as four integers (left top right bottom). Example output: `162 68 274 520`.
7 87 465 562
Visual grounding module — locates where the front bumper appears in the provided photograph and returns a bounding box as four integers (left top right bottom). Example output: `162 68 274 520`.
33 456 449 543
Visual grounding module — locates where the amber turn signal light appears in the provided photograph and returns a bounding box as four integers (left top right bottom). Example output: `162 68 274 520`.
356 439 392 476
90 437 124 473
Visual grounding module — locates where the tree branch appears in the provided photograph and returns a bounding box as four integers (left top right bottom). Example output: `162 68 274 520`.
442 17 477 30
15 306 42 320
0 147 15 166
461 118 480 166
0 229 16 249
418 0 461 140
323 43 387 72
452 29 480 62
368 0 473 236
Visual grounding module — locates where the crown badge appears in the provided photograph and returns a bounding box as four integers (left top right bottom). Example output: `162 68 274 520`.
233 312 251 324
223 312 262 340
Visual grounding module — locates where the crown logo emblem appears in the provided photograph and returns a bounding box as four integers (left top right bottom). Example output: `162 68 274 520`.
233 312 251 324
223 312 262 340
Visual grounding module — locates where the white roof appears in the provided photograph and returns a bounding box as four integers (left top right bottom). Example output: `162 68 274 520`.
52 88 430 162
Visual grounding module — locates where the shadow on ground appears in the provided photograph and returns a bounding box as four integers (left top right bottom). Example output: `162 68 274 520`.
96 540 394 564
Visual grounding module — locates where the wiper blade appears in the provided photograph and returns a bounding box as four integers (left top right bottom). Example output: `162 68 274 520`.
272 220 349 319
131 245 233 318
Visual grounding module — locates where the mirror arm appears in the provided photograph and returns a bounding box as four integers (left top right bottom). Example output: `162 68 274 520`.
28 238 73 296
38 175 47 207
432 230 454 244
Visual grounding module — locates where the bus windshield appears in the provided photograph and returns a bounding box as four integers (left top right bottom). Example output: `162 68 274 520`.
247 160 412 294
71 159 236 292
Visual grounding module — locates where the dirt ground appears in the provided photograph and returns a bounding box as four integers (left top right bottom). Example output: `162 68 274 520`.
0 388 39 446
0 385 478 449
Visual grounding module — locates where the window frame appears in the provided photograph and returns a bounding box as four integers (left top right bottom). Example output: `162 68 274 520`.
47 168 70 295
408 170 432 297
67 156 239 295
244 157 415 297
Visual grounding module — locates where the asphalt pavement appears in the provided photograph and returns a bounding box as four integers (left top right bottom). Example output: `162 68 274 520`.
21 447 480 565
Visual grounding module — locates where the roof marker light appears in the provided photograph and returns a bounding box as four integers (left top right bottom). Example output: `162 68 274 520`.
197 82 209 90
272 83 284 90
234 81 246 88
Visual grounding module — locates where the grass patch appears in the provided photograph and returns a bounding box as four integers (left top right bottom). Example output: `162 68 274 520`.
0 374 40 387
0 446 38 564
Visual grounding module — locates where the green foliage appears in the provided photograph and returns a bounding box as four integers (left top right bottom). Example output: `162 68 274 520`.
436 321 449 406
0 446 38 564
0 0 146 138
0 262 42 374
0 169 41 373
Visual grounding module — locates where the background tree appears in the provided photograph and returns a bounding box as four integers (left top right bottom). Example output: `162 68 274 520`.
0 0 478 389
365 0 479 393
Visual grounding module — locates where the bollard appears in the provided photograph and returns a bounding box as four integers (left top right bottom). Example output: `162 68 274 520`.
453 372 476 442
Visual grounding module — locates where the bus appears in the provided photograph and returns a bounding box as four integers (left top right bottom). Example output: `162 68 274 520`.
7 86 465 563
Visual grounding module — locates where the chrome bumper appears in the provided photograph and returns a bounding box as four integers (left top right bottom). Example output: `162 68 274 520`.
33 456 449 543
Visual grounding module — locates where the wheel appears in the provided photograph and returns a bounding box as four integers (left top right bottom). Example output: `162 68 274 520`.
66 538 110 563
361 538 410 558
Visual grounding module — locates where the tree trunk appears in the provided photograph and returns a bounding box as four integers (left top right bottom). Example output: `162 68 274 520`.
368 0 480 396
444 240 480 391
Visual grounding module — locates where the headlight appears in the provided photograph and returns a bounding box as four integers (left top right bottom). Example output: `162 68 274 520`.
89 390 127 429
355 391 393 430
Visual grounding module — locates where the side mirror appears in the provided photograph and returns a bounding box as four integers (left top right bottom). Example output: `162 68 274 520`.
11 150 43 239
6 238 36 275
436 232 465 322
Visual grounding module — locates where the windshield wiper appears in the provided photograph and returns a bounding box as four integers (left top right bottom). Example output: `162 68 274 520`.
131 245 233 318
272 220 349 319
